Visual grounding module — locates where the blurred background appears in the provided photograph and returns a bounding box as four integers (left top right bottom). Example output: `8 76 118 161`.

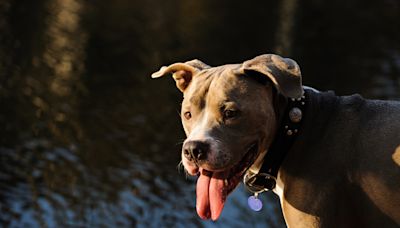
0 0 399 227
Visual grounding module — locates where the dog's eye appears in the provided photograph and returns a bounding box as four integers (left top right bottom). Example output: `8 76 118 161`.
223 109 238 119
184 111 192 120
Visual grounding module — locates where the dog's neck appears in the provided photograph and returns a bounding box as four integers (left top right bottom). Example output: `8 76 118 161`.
247 88 288 174
245 89 307 193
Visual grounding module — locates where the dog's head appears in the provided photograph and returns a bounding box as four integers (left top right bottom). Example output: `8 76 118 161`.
152 54 303 220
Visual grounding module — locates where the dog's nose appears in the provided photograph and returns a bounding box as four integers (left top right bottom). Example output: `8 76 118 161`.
183 140 209 161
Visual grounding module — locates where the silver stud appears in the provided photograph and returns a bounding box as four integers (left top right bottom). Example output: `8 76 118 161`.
285 125 289 129
289 107 302 123
287 130 293 136
294 129 298 133
297 97 302 101
301 95 305 99
291 98 295 101
301 102 305 105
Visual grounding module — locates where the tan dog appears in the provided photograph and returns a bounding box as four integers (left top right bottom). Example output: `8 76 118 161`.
152 54 400 227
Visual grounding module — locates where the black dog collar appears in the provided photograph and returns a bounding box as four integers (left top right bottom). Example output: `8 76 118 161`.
244 92 307 194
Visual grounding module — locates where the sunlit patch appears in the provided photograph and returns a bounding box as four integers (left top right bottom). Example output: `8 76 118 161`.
392 145 400 167
44 0 87 97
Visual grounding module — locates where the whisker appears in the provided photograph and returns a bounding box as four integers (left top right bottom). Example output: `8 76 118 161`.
185 170 190 179
176 161 192 179
176 161 184 173
176 109 182 117
175 139 185 146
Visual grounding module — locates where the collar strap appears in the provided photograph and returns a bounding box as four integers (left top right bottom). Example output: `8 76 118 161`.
244 92 307 194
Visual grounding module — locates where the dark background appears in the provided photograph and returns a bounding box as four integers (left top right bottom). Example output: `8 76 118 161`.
0 0 399 227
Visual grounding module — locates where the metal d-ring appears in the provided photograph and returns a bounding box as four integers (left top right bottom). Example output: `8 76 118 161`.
243 172 277 194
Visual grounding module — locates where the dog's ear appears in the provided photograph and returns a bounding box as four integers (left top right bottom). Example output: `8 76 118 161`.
240 54 303 98
151 59 210 92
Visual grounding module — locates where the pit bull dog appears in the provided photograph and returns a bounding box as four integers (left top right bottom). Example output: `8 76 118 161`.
152 54 400 227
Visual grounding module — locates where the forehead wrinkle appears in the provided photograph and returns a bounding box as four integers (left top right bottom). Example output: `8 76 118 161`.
186 65 240 108
186 72 214 108
202 70 232 111
208 68 242 98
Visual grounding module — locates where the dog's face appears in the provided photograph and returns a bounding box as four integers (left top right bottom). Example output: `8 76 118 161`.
152 54 303 221
180 66 276 175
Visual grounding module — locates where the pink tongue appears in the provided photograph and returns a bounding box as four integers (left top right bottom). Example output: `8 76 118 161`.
196 169 227 221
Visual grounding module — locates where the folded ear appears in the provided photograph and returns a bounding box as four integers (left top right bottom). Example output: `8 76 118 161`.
151 59 210 92
240 54 303 98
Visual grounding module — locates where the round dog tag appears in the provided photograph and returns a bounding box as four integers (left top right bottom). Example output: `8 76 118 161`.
248 195 263 211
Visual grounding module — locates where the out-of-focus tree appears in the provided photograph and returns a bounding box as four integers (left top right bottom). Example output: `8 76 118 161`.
274 0 298 56
294 0 400 99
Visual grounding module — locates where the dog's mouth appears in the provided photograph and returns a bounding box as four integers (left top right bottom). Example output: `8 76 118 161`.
196 142 259 221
